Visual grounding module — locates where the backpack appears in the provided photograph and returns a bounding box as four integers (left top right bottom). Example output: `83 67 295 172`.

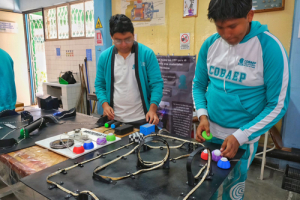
61 71 76 84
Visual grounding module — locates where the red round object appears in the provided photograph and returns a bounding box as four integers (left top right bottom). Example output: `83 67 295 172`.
73 144 85 154
201 151 208 161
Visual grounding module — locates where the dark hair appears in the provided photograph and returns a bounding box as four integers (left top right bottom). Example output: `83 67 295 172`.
109 14 134 36
208 0 252 21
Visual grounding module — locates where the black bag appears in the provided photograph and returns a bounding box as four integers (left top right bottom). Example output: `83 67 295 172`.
61 71 76 84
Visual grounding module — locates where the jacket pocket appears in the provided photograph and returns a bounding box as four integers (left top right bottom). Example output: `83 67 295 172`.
206 87 255 128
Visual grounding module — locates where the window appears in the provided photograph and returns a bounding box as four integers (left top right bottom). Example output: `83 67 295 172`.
70 3 85 37
57 6 69 39
44 8 57 39
85 1 95 37
43 0 94 40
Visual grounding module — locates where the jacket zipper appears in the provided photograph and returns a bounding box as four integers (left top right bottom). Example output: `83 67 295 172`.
224 45 232 93
133 42 148 115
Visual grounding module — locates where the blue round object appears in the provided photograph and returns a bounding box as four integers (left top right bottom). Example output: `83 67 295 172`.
217 157 231 169
83 140 94 150
111 124 116 129
53 112 61 116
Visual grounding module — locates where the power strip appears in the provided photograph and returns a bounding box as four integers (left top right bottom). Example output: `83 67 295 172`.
115 124 134 135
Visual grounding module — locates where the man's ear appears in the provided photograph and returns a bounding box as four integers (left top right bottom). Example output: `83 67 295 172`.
247 10 254 22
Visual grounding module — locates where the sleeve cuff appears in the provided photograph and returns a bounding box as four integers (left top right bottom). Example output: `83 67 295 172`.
233 129 249 146
196 109 208 120
100 100 108 106
150 101 160 107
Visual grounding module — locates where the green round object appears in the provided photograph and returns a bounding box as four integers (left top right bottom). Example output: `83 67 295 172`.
106 133 116 141
20 129 29 139
202 131 213 140
104 123 109 128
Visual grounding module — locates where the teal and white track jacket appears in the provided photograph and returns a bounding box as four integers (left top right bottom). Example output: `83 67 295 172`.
193 21 290 145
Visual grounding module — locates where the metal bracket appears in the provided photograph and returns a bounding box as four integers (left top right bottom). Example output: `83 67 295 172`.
186 147 213 186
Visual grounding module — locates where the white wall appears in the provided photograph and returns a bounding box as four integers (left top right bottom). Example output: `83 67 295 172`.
20 0 76 12
44 39 97 93
0 11 31 106
0 0 20 12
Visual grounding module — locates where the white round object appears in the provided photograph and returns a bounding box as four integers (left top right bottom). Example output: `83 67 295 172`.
203 149 208 153
213 150 221 156
108 133 114 136
84 140 92 143
74 144 82 147
221 157 228 162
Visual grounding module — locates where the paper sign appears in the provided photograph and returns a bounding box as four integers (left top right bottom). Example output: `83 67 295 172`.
95 17 103 29
180 33 190 50
298 22 300 38
66 50 73 57
55 46 61 58
0 21 18 33
56 48 61 56
86 49 92 61
95 30 103 46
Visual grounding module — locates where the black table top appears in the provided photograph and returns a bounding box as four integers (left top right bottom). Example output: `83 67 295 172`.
21 132 245 200
0 108 99 154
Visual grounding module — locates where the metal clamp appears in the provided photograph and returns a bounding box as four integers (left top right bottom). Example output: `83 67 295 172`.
186 147 213 186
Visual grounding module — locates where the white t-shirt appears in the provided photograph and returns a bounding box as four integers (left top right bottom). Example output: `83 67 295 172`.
113 53 145 122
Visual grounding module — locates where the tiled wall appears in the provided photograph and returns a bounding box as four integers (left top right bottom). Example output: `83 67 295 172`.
44 38 97 93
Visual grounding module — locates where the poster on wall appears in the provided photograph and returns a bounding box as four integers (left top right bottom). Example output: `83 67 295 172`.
86 49 92 61
183 0 198 17
298 22 300 38
156 55 196 138
0 21 18 33
180 33 190 50
95 30 103 46
55 46 61 57
121 0 165 27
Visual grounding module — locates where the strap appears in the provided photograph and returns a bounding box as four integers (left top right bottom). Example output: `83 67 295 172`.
0 138 17 149
0 110 18 118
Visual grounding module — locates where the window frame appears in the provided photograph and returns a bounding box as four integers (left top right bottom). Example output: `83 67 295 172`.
43 0 93 41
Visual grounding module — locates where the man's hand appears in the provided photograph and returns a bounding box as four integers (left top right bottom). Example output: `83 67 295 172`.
196 115 210 143
220 135 240 159
146 104 159 125
102 102 114 120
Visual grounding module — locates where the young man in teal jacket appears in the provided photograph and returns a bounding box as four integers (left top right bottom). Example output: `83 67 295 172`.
95 14 163 127
0 49 17 112
193 0 290 199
